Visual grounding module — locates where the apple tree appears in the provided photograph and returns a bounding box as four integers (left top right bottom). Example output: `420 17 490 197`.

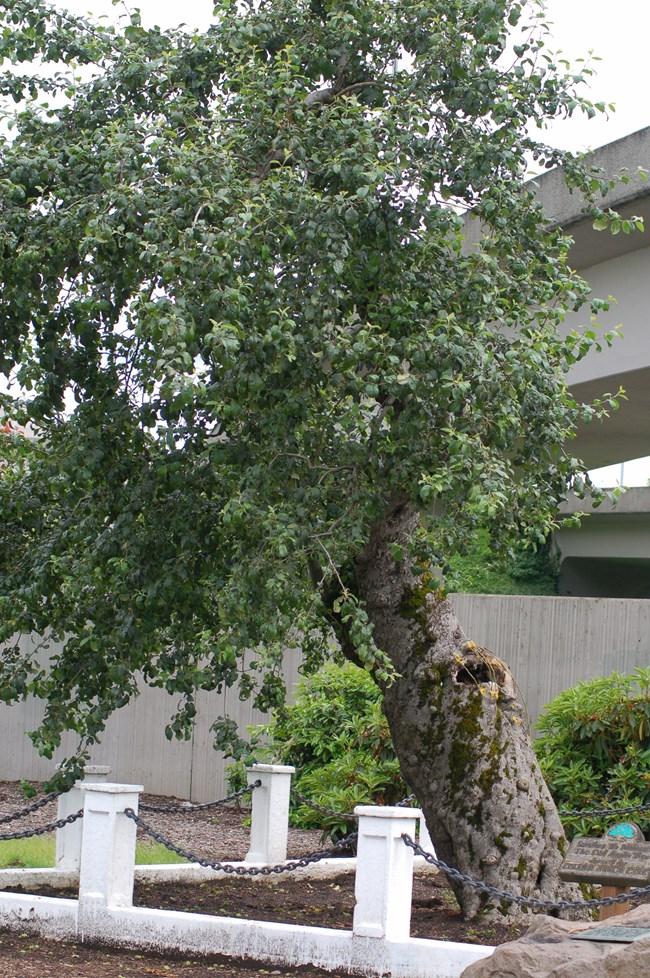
0 0 630 915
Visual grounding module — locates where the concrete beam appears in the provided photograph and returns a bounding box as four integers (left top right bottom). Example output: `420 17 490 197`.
533 127 650 246
463 127 650 269
559 487 650 516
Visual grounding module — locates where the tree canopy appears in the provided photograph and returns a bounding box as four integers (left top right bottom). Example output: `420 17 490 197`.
0 0 632 784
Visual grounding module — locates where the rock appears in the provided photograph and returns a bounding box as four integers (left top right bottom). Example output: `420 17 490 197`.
461 905 650 978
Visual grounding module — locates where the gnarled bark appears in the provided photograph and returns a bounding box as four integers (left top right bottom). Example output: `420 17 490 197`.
352 501 580 920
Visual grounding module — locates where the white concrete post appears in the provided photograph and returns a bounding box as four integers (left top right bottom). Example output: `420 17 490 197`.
55 765 111 872
419 815 435 855
78 782 142 926
353 804 421 942
245 763 295 864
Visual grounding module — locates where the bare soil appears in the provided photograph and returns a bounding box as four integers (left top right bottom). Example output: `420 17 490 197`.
0 782 527 978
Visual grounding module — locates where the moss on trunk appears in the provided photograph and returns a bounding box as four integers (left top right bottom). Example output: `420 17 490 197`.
351 501 582 920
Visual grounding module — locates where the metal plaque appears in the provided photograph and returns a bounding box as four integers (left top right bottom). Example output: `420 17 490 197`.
559 837 650 887
571 926 650 944
607 822 644 841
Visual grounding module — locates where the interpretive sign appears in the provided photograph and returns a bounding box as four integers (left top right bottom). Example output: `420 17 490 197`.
559 837 650 887
571 926 650 944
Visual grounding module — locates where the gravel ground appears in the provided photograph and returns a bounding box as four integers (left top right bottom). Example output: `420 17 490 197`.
0 780 324 861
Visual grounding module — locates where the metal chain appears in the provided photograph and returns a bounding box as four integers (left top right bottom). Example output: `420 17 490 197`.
291 790 650 824
124 807 357 874
0 790 61 826
290 788 359 821
0 809 83 842
290 788 420 820
559 800 650 819
402 834 650 911
139 781 261 815
396 793 418 807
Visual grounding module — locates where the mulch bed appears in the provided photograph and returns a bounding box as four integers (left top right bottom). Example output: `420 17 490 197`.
0 781 527 977
0 931 360 978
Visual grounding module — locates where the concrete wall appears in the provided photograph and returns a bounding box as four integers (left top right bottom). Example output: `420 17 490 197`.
2 595 649 798
451 594 650 722
0 633 304 802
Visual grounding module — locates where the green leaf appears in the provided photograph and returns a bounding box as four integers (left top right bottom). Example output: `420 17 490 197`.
0 0 629 792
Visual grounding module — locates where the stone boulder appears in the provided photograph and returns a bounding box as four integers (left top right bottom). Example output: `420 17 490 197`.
461 905 650 978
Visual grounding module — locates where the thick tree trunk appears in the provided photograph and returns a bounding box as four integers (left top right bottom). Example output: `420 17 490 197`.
353 501 580 920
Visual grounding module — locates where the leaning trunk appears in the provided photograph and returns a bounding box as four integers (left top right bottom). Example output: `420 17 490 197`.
353 502 578 920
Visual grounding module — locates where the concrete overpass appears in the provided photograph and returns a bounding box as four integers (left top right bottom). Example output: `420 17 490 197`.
555 487 650 597
467 128 650 595
536 126 650 470
464 126 650 469
542 129 650 594
537 128 650 598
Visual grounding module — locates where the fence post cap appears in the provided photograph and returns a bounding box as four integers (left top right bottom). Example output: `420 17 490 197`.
57 762 111 775
82 782 144 794
247 764 295 775
354 804 422 819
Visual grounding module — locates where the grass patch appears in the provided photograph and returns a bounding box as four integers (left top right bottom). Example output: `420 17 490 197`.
0 837 187 869
135 843 188 865
0 836 55 869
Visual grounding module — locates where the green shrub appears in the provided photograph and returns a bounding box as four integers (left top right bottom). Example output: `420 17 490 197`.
445 529 558 595
227 661 407 838
534 668 650 838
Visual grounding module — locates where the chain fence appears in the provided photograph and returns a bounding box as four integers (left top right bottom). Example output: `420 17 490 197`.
397 793 418 807
402 834 650 911
559 800 650 819
122 804 650 912
288 788 650 913
124 807 357 874
290 788 358 821
0 770 647 914
0 772 648 922
139 781 261 815
3 774 645 831
290 788 418 822
0 809 82 842
2 800 647 915
0 790 61 826
291 785 649 825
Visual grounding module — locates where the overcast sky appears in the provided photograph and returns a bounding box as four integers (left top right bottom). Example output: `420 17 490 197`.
57 0 650 154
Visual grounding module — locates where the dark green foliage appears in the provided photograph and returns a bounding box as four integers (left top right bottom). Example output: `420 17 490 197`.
0 0 632 786
534 669 650 838
229 662 406 836
445 530 558 595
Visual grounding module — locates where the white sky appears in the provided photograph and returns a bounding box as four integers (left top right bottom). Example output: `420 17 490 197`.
19 1 650 486
590 456 650 489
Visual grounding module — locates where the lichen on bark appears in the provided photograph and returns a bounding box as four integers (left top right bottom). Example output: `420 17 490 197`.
350 500 582 920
